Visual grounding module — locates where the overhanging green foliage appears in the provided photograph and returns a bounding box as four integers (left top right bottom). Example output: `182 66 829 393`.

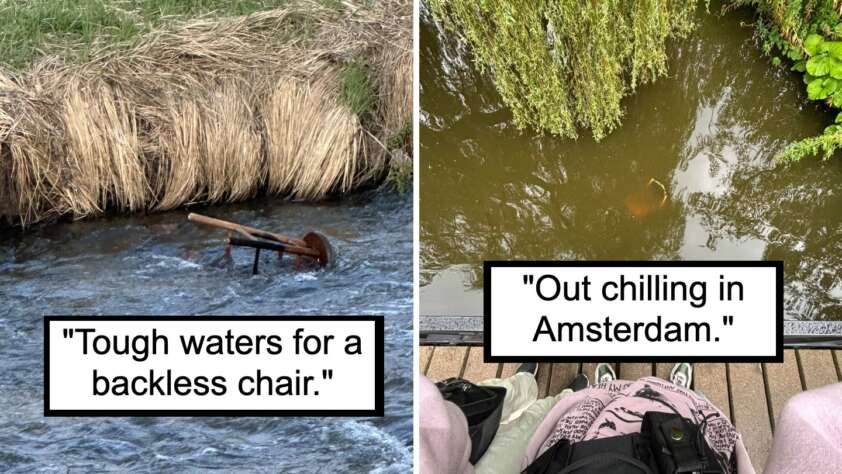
428 0 698 140
734 0 842 160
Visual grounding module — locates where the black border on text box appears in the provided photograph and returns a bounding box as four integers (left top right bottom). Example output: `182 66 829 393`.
483 261 784 363
44 315 384 417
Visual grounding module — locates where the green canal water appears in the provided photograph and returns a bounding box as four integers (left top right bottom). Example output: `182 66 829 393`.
420 4 842 320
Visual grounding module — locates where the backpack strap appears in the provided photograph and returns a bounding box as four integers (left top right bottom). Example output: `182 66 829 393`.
524 434 656 474
557 453 655 474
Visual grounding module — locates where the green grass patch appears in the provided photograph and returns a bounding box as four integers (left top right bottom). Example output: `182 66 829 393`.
387 120 412 150
0 0 323 70
383 152 412 194
340 62 376 116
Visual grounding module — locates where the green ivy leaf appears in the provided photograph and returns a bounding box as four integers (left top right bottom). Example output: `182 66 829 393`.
804 33 824 56
836 112 842 124
807 55 831 76
830 58 842 79
822 77 840 96
792 60 807 72
805 77 839 99
787 48 803 61
831 90 842 107
772 56 781 66
824 41 842 59
807 77 826 99
804 73 817 84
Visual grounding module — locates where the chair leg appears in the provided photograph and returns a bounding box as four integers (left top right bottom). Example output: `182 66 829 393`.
252 248 261 274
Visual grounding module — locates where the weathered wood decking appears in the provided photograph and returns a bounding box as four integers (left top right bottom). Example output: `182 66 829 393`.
419 346 842 473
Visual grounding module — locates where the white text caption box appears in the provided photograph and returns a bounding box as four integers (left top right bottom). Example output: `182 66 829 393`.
485 262 781 361
46 316 382 415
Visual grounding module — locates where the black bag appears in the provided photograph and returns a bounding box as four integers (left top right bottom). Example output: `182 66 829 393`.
641 411 724 474
523 411 726 474
436 377 506 464
524 433 657 474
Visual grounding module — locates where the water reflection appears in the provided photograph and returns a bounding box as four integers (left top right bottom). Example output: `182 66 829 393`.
420 3 842 320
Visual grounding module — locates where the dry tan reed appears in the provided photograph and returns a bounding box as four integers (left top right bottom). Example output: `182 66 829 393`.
202 82 263 204
153 92 205 210
152 81 264 210
262 72 363 200
60 80 148 217
1 85 64 224
0 0 411 226
378 37 413 136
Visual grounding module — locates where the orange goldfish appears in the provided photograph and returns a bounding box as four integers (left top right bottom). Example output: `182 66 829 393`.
625 178 667 218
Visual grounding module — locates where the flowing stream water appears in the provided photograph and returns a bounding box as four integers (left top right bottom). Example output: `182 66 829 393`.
0 192 412 472
420 4 842 321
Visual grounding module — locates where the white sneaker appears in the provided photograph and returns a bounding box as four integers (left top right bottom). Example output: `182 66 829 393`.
670 362 693 389
594 363 616 384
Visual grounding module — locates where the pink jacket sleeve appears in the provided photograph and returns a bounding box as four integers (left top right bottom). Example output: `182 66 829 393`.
764 383 842 474
419 373 474 473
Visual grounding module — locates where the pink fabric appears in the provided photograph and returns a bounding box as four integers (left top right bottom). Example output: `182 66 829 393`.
521 377 754 474
419 373 473 473
765 382 842 474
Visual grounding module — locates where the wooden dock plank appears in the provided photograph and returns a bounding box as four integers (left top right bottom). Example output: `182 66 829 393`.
461 347 499 382
728 363 772 472
499 363 519 379
426 346 468 382
798 349 839 390
547 363 580 395
419 346 433 375
835 350 842 381
763 350 801 430
655 363 672 382
694 364 731 420
536 364 552 398
580 362 597 382
618 363 653 381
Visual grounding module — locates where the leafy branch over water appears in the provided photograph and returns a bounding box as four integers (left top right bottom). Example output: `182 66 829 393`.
736 0 842 161
428 0 699 141
429 0 842 161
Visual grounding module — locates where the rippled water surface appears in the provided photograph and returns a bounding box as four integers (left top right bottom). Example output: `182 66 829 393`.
0 192 412 472
420 4 842 320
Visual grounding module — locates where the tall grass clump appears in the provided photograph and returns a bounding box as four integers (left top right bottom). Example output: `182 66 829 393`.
60 79 148 216
0 0 412 226
428 0 698 141
262 71 365 200
378 35 413 139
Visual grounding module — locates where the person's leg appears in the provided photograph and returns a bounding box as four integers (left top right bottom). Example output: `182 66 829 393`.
474 394 563 474
420 374 474 473
669 362 693 389
478 364 539 424
516 362 538 377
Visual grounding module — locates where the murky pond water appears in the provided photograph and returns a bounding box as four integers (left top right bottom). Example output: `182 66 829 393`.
0 192 412 472
420 3 842 321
